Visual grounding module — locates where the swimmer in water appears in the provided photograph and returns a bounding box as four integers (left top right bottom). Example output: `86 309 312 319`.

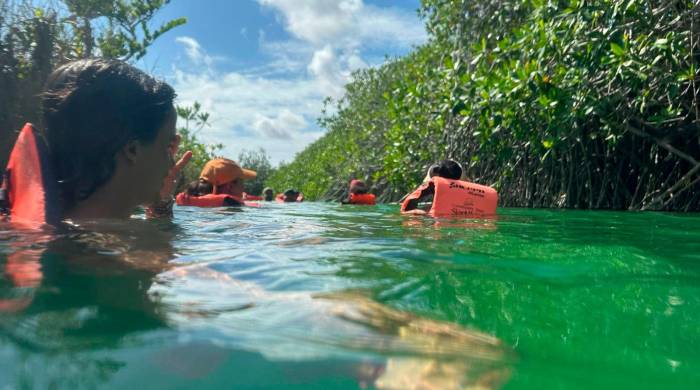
341 180 376 205
177 158 257 207
401 159 463 214
262 187 275 201
23 58 192 221
277 189 303 202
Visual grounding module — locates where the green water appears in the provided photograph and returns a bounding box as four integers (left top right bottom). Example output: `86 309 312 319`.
1 204 699 389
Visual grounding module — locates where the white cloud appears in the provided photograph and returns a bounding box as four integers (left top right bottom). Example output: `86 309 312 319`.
257 0 426 49
171 68 326 164
346 52 368 71
253 110 307 139
308 46 345 96
175 36 213 67
258 0 360 44
166 2 427 165
357 5 428 49
256 0 427 103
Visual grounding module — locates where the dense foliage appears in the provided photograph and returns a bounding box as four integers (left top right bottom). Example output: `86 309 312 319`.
0 0 185 168
267 0 700 211
237 148 274 196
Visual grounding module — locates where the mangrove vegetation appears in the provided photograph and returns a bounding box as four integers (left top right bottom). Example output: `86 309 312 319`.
267 0 700 211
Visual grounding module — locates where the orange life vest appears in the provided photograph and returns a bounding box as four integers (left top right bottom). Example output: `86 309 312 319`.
401 177 497 217
0 124 57 311
1 123 61 226
349 193 376 205
177 193 246 207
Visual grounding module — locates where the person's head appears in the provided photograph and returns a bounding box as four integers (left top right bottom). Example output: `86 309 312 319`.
263 187 274 201
42 58 178 213
422 163 441 183
434 160 463 180
349 179 368 195
199 158 256 198
283 189 300 202
186 179 213 197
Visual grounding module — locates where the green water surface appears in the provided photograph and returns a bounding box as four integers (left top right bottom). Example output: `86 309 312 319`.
1 204 698 389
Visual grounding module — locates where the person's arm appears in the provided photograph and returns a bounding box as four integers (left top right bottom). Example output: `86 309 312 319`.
401 182 434 212
145 151 192 218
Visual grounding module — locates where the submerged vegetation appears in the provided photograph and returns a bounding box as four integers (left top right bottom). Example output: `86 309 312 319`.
267 0 700 211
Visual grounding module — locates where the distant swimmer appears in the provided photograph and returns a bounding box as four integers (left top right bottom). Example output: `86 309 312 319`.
341 180 376 205
262 187 275 201
176 158 258 207
401 160 498 218
276 188 304 203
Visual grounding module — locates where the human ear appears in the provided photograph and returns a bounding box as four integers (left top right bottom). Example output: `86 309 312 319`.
121 139 142 164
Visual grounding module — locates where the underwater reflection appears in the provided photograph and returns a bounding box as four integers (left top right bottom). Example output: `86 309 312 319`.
401 214 498 231
0 219 514 389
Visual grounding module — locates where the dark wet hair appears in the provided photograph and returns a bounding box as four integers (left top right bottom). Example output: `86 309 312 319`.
434 160 463 180
349 181 368 194
427 163 440 178
283 189 299 197
41 58 176 210
263 187 274 201
186 179 213 196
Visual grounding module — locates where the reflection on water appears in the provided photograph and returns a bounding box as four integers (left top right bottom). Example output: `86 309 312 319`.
1 203 700 389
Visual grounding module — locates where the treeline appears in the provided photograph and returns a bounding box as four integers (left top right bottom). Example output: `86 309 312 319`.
267 0 700 211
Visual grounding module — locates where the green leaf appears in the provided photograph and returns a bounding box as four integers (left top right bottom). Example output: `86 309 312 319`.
653 38 668 49
610 43 625 57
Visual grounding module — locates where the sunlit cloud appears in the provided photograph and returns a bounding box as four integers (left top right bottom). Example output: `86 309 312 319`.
175 36 214 67
169 1 427 165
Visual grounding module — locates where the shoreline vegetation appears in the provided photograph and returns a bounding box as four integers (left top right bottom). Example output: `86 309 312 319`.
267 0 700 211
2 1 698 211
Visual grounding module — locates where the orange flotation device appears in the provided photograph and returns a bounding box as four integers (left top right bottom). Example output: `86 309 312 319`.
349 193 376 205
1 123 61 226
401 176 497 217
176 192 260 208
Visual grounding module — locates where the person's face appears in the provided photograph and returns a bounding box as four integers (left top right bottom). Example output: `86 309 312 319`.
130 107 178 204
218 178 244 197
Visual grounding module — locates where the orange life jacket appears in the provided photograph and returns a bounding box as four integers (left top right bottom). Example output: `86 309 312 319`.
1 123 61 226
401 177 497 217
0 124 57 311
349 193 376 205
177 193 246 207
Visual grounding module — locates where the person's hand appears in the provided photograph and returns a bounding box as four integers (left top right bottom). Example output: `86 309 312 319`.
146 150 192 218
159 150 192 200
402 209 427 215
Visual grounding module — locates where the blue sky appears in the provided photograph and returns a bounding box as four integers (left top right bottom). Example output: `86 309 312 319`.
136 0 427 165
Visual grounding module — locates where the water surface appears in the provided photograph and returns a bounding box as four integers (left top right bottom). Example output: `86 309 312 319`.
1 203 699 389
